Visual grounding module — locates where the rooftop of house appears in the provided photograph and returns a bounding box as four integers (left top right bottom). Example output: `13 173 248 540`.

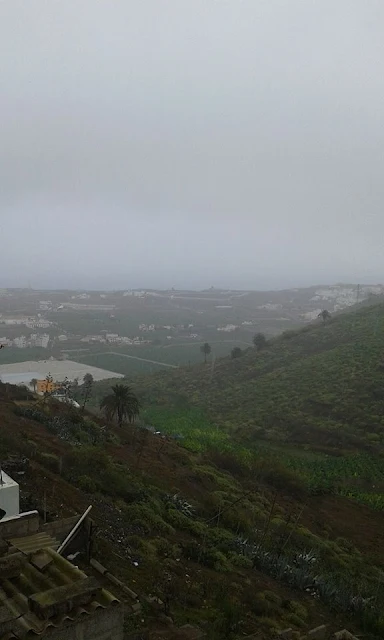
0 471 18 490
0 546 119 639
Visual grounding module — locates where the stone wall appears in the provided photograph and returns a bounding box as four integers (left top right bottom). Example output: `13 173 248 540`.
0 511 39 538
44 603 124 640
0 512 81 542
43 515 80 542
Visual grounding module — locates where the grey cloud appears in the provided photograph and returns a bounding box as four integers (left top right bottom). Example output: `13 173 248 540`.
1 0 384 289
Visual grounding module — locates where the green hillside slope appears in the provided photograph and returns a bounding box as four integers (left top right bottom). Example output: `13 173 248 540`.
2 382 384 638
133 302 384 452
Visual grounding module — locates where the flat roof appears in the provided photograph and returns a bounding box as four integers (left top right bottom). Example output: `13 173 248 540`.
0 471 18 488
0 360 124 383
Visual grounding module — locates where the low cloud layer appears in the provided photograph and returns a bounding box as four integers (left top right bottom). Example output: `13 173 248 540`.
1 1 384 289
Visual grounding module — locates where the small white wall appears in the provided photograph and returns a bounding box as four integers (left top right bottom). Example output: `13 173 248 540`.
0 472 20 519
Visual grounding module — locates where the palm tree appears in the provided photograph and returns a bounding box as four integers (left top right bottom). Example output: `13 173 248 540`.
30 378 38 392
100 384 140 427
200 342 212 364
318 309 331 324
253 332 267 351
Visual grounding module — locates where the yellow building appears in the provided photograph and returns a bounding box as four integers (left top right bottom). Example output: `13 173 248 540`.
36 379 60 394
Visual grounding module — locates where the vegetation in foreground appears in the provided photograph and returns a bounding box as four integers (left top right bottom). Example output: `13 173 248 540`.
2 379 384 639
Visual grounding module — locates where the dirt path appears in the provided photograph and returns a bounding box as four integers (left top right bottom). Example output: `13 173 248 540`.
91 351 178 368
161 340 252 349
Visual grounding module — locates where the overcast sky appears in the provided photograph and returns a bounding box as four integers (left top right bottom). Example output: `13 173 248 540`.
1 1 384 290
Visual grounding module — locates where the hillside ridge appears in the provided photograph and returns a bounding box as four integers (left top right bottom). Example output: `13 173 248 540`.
130 301 384 453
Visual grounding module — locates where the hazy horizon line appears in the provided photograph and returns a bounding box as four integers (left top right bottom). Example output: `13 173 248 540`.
0 281 380 294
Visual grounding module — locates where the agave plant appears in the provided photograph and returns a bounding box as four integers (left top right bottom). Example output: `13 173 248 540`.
294 550 317 566
163 493 195 517
313 576 338 603
291 567 316 591
234 535 248 547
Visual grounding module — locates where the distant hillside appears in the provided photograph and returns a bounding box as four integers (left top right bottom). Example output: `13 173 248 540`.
134 302 384 452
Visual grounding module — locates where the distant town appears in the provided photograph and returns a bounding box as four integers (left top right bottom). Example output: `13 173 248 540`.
0 284 382 382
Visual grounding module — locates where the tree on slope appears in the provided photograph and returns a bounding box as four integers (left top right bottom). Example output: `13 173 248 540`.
81 373 94 411
58 376 72 401
253 332 267 351
30 378 38 392
318 309 331 324
42 373 54 405
231 346 243 359
100 384 140 427
200 342 212 364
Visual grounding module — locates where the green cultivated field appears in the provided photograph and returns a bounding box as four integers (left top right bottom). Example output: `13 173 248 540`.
141 406 384 510
77 340 248 376
0 347 49 364
78 353 166 376
118 340 249 363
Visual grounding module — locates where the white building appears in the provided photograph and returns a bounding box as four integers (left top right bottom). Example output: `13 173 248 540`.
13 336 27 348
71 293 90 299
0 470 19 519
38 334 50 348
310 285 384 309
257 303 282 310
301 309 323 321
3 318 29 326
29 333 50 348
217 324 239 332
39 300 52 310
139 324 155 332
106 333 120 343
35 320 51 329
26 319 51 329
80 334 106 343
123 290 146 297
